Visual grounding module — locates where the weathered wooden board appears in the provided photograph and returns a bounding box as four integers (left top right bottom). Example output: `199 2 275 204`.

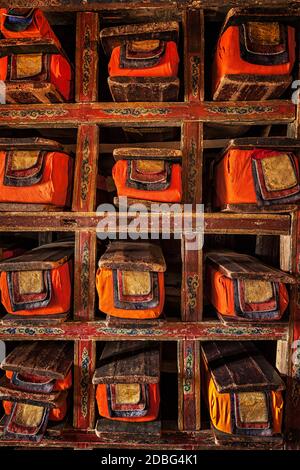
95 418 161 438
0 312 69 325
0 242 74 271
99 242 166 272
100 21 179 56
1 341 73 379
113 148 182 161
213 425 283 448
93 341 160 384
202 341 285 393
206 251 296 283
0 138 63 151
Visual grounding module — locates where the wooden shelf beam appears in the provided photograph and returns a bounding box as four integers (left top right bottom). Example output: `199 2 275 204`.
0 101 294 127
0 212 292 235
0 320 289 341
0 427 284 450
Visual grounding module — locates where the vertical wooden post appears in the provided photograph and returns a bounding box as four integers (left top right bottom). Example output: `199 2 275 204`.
178 340 201 431
181 234 202 322
178 10 204 433
184 9 204 102
73 339 96 430
75 12 99 103
73 11 99 213
74 231 96 321
72 124 99 212
181 121 203 205
73 11 99 433
282 209 300 448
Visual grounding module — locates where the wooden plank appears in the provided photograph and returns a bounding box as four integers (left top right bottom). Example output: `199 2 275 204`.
1 1 298 11
72 124 99 212
100 21 179 56
0 320 289 341
74 231 96 321
75 12 99 102
181 235 202 321
283 210 300 449
201 341 285 393
93 341 160 384
184 9 204 101
0 427 284 450
95 418 161 438
1 341 73 379
73 340 96 430
0 242 73 271
113 148 182 160
99 242 166 271
0 212 292 234
181 122 203 204
178 341 200 431
0 137 63 151
0 101 294 127
206 251 296 283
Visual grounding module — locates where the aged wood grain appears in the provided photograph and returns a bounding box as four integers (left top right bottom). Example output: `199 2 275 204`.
0 320 289 341
202 341 285 393
74 231 96 321
0 242 74 271
206 250 296 283
178 341 200 431
0 101 294 127
93 341 160 384
73 340 96 430
75 12 99 102
1 341 73 379
99 242 166 272
72 125 99 212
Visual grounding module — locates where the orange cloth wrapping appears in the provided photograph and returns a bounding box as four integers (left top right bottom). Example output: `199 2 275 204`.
5 370 72 391
0 150 72 206
206 265 289 320
0 261 72 316
112 160 182 203
108 41 179 77
0 9 60 43
0 55 72 101
96 268 165 319
214 149 263 207
2 399 68 422
0 9 72 101
96 383 160 422
212 25 296 94
203 360 283 435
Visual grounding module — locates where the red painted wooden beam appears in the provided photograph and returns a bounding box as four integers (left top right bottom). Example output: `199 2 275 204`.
0 320 289 341
0 212 292 235
0 101 295 127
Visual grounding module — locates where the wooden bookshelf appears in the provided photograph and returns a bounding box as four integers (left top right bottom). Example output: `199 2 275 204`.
0 0 299 450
